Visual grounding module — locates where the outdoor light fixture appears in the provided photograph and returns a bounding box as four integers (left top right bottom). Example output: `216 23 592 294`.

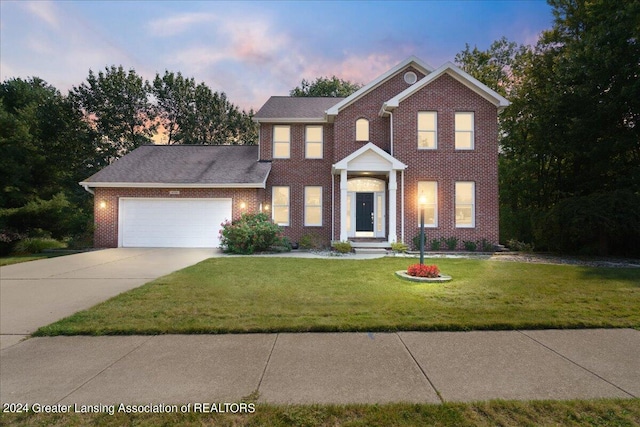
264 203 270 211
240 202 247 209
99 201 107 209
418 194 427 265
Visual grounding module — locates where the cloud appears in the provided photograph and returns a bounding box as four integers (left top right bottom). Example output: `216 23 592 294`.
24 0 59 29
147 12 217 37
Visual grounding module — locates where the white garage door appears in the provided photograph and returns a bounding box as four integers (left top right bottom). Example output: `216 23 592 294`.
119 198 232 248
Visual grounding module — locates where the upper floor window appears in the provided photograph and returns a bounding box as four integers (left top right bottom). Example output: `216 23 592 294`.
455 112 474 150
455 181 475 228
417 181 438 227
273 125 290 158
355 118 369 142
305 126 323 159
417 111 437 149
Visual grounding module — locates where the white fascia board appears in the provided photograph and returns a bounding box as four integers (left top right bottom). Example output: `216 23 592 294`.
79 182 267 189
382 62 510 112
332 142 407 172
326 56 435 116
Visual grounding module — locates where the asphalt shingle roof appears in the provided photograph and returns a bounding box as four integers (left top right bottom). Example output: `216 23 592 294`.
81 145 271 186
254 96 344 120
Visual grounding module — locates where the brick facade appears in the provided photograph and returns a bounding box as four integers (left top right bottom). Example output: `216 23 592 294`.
88 58 504 249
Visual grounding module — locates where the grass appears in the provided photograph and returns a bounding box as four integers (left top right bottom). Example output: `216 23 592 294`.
34 257 640 336
0 252 71 266
1 399 639 426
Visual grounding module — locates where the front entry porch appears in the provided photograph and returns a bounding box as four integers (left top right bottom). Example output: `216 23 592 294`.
333 143 407 244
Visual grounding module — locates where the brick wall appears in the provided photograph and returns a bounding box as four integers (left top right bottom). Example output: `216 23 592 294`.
393 73 500 247
93 187 264 247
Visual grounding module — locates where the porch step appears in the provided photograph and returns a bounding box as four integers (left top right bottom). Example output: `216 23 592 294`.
349 240 390 249
353 247 389 255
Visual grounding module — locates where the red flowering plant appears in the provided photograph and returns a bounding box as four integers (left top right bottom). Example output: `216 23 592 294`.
407 264 440 278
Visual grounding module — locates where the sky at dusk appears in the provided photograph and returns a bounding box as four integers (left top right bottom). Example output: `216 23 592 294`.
1 1 554 111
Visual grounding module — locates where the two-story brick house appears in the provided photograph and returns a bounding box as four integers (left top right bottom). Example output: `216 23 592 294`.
81 56 508 249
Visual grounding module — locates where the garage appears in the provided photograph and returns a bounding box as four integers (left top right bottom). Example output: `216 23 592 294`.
118 198 232 248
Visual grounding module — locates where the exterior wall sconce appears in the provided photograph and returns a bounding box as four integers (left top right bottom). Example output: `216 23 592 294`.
263 203 270 212
99 201 107 209
240 202 247 209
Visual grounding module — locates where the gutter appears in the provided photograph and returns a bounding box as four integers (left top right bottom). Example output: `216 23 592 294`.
81 183 94 195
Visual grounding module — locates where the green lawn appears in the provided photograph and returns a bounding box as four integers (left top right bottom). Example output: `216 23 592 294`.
2 399 639 426
35 257 640 336
0 253 69 266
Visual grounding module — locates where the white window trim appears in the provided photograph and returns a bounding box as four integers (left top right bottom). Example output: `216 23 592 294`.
305 125 323 159
455 112 475 150
455 181 475 228
417 111 437 150
273 125 290 159
417 181 438 227
272 186 290 226
304 186 322 226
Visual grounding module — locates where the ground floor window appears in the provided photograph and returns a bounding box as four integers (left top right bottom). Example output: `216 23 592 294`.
417 181 437 227
272 186 290 226
455 181 475 227
304 186 322 226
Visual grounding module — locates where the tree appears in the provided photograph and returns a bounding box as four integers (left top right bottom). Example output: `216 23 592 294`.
151 71 257 145
71 66 155 162
462 0 640 255
0 77 98 246
290 76 361 97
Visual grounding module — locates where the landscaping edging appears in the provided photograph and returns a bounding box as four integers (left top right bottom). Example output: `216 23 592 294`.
395 270 452 283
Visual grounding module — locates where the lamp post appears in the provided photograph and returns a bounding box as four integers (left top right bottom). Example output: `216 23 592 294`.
418 194 427 265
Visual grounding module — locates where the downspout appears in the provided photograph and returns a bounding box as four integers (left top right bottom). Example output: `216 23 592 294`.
81 184 94 195
389 111 394 157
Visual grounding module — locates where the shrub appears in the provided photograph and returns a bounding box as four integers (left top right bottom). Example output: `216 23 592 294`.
506 239 535 252
299 232 325 250
479 238 494 252
13 237 66 254
332 241 352 254
407 263 440 278
443 236 458 250
430 238 442 251
463 240 477 251
390 242 408 253
412 234 431 251
219 213 282 255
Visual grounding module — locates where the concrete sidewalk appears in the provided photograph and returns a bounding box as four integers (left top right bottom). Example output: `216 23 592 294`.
1 329 638 405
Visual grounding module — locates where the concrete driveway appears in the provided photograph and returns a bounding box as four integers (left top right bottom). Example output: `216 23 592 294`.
0 248 218 349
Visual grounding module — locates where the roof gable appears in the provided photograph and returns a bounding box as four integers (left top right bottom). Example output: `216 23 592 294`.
326 56 434 117
333 142 407 171
382 62 510 113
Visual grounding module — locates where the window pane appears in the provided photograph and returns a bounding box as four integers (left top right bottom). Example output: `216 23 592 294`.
417 181 437 204
455 131 473 149
455 182 473 203
418 131 436 149
306 126 322 142
273 186 289 205
306 142 322 158
455 112 473 131
273 126 290 142
274 142 290 158
274 207 289 224
305 207 321 226
418 112 436 130
417 181 437 227
305 187 321 204
356 118 369 141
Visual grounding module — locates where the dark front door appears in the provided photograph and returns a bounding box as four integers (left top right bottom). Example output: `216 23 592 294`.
355 192 374 232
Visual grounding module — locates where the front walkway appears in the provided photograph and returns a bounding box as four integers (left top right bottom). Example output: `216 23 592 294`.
1 329 638 405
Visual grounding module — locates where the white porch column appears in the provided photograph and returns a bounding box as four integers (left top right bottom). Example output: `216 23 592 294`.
339 169 348 241
388 170 398 243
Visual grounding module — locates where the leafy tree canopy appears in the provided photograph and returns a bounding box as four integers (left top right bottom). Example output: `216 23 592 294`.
290 76 362 97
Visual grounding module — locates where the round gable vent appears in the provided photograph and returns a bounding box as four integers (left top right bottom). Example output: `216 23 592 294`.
404 71 417 85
